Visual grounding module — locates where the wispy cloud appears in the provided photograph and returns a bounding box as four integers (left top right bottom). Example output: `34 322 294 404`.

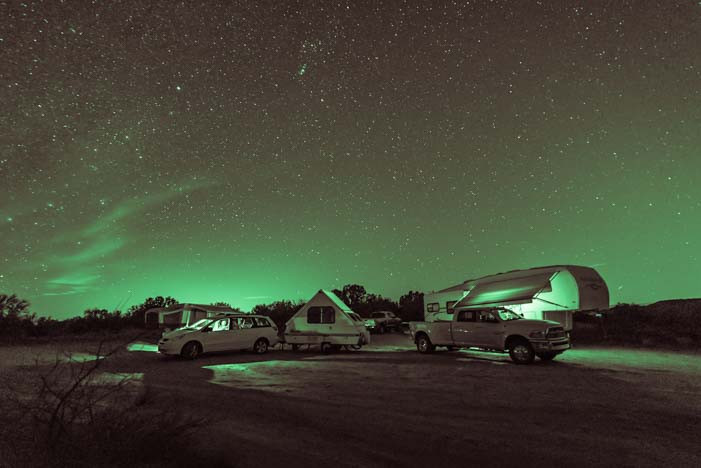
59 237 126 264
38 181 215 295
43 272 102 296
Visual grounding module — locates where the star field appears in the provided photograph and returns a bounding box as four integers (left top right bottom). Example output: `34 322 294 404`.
1 1 700 319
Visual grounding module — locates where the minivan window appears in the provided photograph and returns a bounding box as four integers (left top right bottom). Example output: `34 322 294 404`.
254 317 271 327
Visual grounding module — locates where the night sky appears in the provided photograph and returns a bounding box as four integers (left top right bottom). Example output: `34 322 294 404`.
2 1 700 319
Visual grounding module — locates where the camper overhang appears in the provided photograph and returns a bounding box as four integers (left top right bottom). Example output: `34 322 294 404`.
453 271 556 309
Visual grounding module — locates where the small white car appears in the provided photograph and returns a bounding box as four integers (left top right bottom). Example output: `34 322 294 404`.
158 314 279 359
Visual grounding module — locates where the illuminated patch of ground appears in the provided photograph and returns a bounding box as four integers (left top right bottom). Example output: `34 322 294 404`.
558 348 701 373
127 342 159 353
203 360 319 392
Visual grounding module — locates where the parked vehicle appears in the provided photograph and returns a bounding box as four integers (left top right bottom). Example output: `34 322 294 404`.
284 290 370 352
422 265 609 331
363 311 402 334
409 307 569 364
158 314 279 359
145 303 239 329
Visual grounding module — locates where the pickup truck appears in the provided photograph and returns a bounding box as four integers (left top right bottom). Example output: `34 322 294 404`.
409 307 570 364
363 311 402 334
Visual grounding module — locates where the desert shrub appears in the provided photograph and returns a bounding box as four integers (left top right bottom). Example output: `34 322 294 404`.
0 340 235 467
573 301 701 348
252 300 305 334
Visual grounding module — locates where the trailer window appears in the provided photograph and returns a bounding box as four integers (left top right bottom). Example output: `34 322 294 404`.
307 306 336 324
426 303 439 313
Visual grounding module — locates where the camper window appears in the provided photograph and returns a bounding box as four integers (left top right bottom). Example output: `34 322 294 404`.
307 306 336 324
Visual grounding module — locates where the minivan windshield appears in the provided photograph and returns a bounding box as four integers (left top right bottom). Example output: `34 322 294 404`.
187 319 213 330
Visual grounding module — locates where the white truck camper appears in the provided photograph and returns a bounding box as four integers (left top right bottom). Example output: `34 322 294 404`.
423 265 609 331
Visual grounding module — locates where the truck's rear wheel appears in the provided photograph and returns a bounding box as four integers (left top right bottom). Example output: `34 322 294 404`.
416 334 435 353
537 351 559 361
509 339 535 364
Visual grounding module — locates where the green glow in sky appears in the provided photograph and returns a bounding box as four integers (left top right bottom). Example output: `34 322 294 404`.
1 2 700 319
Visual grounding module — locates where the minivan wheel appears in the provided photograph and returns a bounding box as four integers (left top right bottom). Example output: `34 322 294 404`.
253 338 269 354
509 340 535 364
181 341 202 360
416 335 435 353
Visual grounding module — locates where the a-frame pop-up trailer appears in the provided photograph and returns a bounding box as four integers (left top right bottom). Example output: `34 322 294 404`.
284 289 371 352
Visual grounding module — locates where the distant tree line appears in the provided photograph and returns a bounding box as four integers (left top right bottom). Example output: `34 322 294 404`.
250 285 424 331
0 285 425 339
0 294 180 338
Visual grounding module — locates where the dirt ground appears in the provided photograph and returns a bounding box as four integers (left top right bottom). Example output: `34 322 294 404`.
4 333 701 467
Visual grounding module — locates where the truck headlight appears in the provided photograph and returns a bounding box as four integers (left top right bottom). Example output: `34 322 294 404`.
529 331 545 339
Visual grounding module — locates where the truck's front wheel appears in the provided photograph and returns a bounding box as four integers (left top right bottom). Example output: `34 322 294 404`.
508 339 535 364
416 334 435 353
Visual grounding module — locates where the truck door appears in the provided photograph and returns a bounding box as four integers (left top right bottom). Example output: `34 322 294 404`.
470 309 504 348
451 309 477 345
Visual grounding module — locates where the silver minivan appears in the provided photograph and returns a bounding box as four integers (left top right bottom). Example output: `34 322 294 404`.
158 314 279 359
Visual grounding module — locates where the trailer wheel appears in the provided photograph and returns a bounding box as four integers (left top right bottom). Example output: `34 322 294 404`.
446 346 456 351
508 339 535 364
416 334 435 353
291 344 301 351
320 342 333 354
181 341 202 360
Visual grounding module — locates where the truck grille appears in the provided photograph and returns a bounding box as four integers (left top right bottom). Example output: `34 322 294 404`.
547 327 566 339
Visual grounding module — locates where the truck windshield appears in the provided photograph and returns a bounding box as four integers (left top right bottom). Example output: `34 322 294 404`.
497 310 522 321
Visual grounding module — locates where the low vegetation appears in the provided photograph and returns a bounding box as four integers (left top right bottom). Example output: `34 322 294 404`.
0 336 234 467
572 299 701 349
